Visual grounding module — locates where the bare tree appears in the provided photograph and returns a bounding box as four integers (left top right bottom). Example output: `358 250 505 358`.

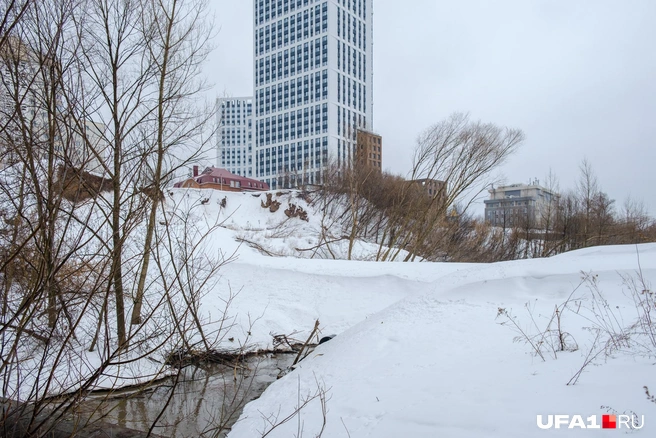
130 0 214 325
538 169 561 257
0 1 235 436
576 158 599 246
0 0 32 50
385 112 524 261
77 0 159 347
619 196 652 244
591 191 615 245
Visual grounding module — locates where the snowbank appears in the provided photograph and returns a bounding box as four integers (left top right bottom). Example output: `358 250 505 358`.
228 244 656 437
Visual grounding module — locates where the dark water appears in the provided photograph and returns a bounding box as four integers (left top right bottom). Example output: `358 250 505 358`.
77 353 295 437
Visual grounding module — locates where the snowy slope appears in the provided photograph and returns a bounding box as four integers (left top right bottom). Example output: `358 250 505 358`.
226 244 656 437
6 184 655 438
167 187 410 261
167 188 453 350
0 187 441 400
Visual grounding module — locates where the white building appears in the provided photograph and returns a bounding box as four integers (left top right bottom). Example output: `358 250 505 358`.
253 0 374 189
216 97 254 177
0 37 106 174
484 182 559 228
0 37 50 166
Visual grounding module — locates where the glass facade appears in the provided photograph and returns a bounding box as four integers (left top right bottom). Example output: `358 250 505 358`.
217 97 254 177
253 0 373 189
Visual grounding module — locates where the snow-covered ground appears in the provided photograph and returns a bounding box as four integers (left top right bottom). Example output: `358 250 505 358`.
163 189 656 437
169 188 465 350
1 188 418 400
217 238 656 436
169 187 410 261
6 187 656 437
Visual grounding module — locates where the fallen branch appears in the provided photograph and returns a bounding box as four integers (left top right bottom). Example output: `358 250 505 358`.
293 320 320 367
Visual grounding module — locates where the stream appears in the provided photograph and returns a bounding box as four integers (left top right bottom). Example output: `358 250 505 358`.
76 353 295 437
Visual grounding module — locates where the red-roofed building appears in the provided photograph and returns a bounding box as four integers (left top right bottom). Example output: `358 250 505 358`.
174 166 269 192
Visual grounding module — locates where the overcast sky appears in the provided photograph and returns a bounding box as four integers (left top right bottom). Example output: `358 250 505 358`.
206 0 656 215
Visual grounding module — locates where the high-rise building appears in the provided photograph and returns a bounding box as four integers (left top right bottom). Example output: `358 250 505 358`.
253 0 374 189
0 37 104 173
0 37 50 166
217 97 254 177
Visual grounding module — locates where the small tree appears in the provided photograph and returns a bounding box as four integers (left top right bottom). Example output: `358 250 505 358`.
576 158 599 245
538 170 561 257
619 197 652 244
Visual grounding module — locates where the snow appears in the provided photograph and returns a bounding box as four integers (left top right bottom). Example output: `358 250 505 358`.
220 239 656 437
168 187 413 261
166 188 471 349
4 186 656 436
157 190 656 436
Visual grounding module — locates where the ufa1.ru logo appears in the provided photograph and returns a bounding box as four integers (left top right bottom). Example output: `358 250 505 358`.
537 414 645 429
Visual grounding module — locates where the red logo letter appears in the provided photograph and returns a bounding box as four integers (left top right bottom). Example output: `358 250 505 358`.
602 415 617 429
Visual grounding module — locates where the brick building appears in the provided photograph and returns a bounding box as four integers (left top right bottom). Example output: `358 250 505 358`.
174 166 269 192
355 129 382 172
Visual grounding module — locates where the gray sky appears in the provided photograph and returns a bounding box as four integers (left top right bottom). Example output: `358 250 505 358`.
207 0 656 215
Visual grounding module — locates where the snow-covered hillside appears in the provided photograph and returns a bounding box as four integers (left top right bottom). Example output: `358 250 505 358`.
166 189 656 437
213 237 656 436
5 185 654 437
164 188 447 350
167 187 409 261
